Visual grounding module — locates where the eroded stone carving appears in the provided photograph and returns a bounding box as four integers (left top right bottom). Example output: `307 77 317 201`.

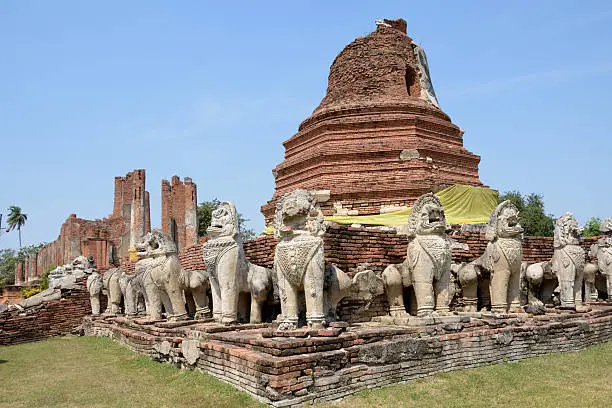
134 229 188 321
552 213 586 310
464 201 523 314
182 269 211 320
521 261 553 314
204 201 273 324
119 272 148 317
583 262 599 301
6 288 62 313
274 190 326 330
590 218 612 300
102 267 124 316
49 255 93 289
86 270 103 315
382 193 452 317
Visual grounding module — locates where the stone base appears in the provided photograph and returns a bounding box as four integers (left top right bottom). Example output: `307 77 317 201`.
83 305 612 407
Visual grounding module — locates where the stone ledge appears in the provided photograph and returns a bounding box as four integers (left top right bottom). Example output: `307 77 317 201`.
83 305 612 406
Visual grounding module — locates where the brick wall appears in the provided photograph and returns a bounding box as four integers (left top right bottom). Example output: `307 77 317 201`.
84 306 612 407
0 278 107 346
161 176 198 253
0 286 24 304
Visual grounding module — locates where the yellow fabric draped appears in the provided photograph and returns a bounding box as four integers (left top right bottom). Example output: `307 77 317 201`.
263 185 498 233
325 185 498 226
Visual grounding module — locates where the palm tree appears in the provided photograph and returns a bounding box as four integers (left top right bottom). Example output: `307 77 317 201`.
7 206 27 248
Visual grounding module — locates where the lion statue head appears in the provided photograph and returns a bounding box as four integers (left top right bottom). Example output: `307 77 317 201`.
71 255 90 270
600 218 612 236
406 193 446 238
207 201 239 240
135 229 177 259
554 213 582 248
485 200 523 241
274 189 325 240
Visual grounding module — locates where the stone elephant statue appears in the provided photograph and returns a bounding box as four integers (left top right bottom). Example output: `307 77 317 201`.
86 271 104 315
590 219 612 301
102 267 124 316
119 272 148 317
181 269 211 320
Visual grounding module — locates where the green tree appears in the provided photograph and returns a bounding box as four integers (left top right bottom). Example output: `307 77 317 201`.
498 191 555 237
7 206 28 248
197 199 256 241
0 249 18 288
16 243 45 261
0 243 46 288
583 217 602 238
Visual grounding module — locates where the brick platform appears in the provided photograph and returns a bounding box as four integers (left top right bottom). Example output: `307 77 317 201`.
84 304 612 407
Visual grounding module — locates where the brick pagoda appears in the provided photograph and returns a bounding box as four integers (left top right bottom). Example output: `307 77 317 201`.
262 19 483 223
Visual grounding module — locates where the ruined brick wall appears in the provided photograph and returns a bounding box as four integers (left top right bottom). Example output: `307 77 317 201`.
161 176 198 253
0 279 107 345
0 286 24 304
16 170 151 285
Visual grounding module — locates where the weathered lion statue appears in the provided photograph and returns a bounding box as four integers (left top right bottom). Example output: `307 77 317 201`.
590 218 612 301
134 229 189 321
382 193 454 318
274 190 327 330
552 213 586 310
461 201 524 314
204 201 274 324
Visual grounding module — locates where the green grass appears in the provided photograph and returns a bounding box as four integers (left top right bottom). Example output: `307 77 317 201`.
328 341 612 408
0 337 610 408
0 336 264 408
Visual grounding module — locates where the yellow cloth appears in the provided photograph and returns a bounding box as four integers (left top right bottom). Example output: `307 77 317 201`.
326 185 498 226
263 185 498 233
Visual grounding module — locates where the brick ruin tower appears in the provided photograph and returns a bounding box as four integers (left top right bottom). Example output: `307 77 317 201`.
161 176 198 252
261 19 483 223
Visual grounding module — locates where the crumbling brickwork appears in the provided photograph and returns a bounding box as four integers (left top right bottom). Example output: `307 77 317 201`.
161 176 198 252
16 170 151 285
0 278 107 345
262 19 483 224
84 306 612 407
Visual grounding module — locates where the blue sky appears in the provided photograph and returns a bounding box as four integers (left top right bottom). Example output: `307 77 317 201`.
1 1 611 250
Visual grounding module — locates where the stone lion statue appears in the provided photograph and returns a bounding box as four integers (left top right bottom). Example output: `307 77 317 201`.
552 213 586 310
134 229 189 321
274 190 327 330
382 193 453 318
590 218 612 301
204 201 273 324
461 201 524 314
